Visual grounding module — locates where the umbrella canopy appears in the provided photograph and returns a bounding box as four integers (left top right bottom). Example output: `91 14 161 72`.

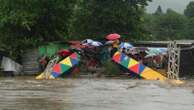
105 40 114 45
68 41 81 45
145 48 167 58
57 49 72 57
71 44 87 50
119 42 133 49
82 39 103 47
90 41 103 46
51 53 80 78
81 39 93 44
106 33 121 40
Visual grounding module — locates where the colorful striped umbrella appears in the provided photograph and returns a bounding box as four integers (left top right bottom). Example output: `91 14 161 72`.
119 42 133 49
112 51 167 81
51 53 80 78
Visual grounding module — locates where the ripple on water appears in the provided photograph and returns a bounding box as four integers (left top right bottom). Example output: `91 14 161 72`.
0 78 193 110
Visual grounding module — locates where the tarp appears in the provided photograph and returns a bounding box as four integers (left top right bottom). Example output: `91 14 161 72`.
81 39 103 47
145 48 167 58
1 56 22 74
119 42 133 49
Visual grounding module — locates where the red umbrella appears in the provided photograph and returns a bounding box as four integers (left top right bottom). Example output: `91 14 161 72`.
106 33 121 40
57 49 72 57
70 44 87 49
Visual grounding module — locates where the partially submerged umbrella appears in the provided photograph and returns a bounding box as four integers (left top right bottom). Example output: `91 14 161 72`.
106 33 121 40
82 39 103 47
105 40 114 45
57 49 72 57
145 48 167 58
119 42 133 49
81 39 93 44
71 44 86 50
90 41 103 46
51 53 80 78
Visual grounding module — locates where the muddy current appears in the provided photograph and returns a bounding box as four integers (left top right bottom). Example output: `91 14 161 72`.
0 77 194 110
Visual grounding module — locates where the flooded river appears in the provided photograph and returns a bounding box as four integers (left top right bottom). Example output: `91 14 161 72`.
0 77 194 110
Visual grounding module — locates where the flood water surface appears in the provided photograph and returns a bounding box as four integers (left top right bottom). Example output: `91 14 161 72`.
0 77 194 110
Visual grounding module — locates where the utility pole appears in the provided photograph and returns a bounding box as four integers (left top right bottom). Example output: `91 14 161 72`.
167 41 180 80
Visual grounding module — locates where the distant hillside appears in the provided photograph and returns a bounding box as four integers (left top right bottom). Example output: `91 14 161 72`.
146 0 192 14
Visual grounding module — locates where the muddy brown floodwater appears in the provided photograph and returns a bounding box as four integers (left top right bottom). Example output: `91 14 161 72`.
0 77 194 110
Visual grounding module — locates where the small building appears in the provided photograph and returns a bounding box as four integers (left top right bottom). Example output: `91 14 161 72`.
0 51 22 76
22 42 69 75
135 40 194 78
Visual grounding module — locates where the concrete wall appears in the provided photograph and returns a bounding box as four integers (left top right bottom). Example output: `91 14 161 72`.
22 49 40 75
179 48 194 78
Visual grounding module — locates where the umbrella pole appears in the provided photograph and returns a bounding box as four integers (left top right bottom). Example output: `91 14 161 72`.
43 56 59 79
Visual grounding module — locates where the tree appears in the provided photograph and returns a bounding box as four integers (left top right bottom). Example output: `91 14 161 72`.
143 5 164 40
154 5 163 16
71 0 152 40
184 1 194 39
184 1 194 18
153 9 186 40
0 0 76 60
142 13 155 40
185 17 194 39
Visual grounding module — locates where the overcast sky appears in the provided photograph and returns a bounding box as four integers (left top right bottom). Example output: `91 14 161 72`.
146 0 194 13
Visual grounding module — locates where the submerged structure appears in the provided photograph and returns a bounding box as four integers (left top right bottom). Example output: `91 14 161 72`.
35 33 173 81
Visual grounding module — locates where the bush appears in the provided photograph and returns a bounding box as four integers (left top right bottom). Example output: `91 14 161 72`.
103 60 120 76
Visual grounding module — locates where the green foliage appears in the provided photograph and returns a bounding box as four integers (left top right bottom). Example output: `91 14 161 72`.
185 17 194 39
0 0 76 60
0 0 152 60
184 1 194 18
143 8 187 40
155 9 186 40
103 60 120 76
154 5 163 16
184 1 194 39
3 0 194 61
71 0 152 40
142 13 155 40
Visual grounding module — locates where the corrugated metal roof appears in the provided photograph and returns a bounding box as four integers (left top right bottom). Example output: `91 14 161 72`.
134 40 194 47
136 40 194 44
